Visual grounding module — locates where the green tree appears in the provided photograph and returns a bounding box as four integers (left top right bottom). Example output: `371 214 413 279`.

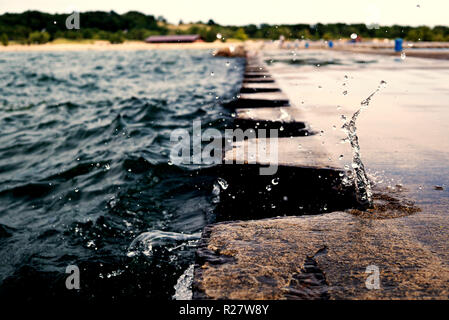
234 28 248 41
297 29 311 40
199 27 217 42
1 33 8 46
28 31 50 44
406 26 432 41
108 31 125 44
322 32 333 40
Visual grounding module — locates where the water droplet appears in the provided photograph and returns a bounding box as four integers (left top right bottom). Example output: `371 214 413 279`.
167 160 173 166
225 61 230 67
217 178 228 190
271 178 279 185
343 90 348 95
266 185 272 191
210 72 214 77
339 155 344 160
337 105 342 110
350 33 357 40
75 188 79 193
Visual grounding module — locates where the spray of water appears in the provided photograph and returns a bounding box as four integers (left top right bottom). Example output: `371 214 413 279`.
342 80 387 208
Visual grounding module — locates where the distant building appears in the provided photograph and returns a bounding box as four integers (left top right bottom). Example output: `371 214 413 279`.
145 34 203 43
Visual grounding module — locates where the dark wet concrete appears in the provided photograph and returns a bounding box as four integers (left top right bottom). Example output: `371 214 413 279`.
193 209 449 299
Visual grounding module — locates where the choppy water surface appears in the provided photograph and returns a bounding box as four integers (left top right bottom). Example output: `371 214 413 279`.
0 49 244 301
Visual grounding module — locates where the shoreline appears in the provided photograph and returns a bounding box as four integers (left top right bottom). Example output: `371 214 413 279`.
2 40 449 60
331 46 449 60
0 40 238 52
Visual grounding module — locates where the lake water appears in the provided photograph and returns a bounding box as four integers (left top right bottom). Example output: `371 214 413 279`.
0 49 244 301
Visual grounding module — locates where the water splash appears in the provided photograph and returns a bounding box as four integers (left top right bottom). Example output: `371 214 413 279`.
342 80 387 208
173 264 195 300
127 230 201 257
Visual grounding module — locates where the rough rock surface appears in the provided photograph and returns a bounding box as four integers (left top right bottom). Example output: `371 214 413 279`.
193 211 449 299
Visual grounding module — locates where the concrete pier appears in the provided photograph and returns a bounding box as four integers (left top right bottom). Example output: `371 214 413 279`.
192 50 449 300
193 212 449 299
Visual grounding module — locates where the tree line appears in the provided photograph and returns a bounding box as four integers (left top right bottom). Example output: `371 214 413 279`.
1 10 448 45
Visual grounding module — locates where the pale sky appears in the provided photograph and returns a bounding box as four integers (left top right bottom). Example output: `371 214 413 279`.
0 0 447 27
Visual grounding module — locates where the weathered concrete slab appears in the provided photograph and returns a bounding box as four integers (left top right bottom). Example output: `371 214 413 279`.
244 72 272 78
243 78 275 83
240 82 280 93
245 66 268 73
236 92 289 108
234 107 308 136
236 106 303 123
223 136 341 169
193 211 449 299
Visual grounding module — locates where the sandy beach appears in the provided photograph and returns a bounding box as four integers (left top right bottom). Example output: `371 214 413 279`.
3 39 449 61
0 40 238 52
